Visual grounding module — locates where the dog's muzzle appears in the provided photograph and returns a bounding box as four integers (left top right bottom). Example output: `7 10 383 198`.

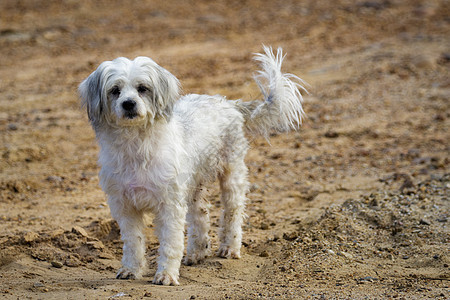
121 99 138 119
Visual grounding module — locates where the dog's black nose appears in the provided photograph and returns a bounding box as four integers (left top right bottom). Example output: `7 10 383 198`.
122 100 136 111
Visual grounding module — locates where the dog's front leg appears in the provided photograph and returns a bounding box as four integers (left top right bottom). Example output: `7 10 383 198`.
153 201 187 286
111 204 147 280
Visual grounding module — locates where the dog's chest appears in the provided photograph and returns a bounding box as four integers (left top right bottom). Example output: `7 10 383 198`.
103 151 183 209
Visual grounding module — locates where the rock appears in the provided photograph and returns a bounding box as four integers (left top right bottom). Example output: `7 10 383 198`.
260 223 269 230
7 124 18 131
438 53 450 64
357 276 378 284
72 226 89 237
419 219 430 225
49 229 65 238
86 240 104 250
64 259 80 267
46 175 63 183
33 282 45 288
337 251 353 259
249 184 260 192
411 55 436 71
283 232 298 241
260 251 269 257
51 261 63 268
324 131 339 138
98 253 114 259
22 231 39 243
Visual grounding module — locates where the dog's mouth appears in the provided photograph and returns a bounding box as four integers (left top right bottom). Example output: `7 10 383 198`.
124 112 138 119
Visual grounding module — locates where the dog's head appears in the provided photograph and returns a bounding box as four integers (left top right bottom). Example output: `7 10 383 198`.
79 57 180 129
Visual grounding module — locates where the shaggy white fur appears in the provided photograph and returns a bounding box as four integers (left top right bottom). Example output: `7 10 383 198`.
79 46 306 286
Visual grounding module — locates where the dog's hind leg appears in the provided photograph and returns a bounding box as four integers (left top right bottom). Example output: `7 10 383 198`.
217 158 249 259
112 204 147 280
184 185 211 265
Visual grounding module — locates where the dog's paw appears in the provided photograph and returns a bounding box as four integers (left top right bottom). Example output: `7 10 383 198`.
116 267 138 280
183 251 209 266
217 246 241 259
153 271 179 286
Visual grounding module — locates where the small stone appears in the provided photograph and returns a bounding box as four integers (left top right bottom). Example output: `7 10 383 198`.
260 223 269 230
22 231 39 243
419 219 430 225
33 282 45 288
283 232 298 241
312 268 323 273
249 184 260 192
324 131 339 138
64 259 80 267
357 276 378 284
438 53 450 64
86 240 104 250
144 292 152 297
72 226 89 237
46 175 63 183
260 251 269 257
99 253 114 259
337 251 353 259
50 229 65 238
51 261 63 268
7 124 18 131
411 55 435 70
256 208 266 214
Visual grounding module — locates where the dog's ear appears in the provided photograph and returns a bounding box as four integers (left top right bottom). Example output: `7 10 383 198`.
137 57 180 120
154 68 180 120
78 64 106 128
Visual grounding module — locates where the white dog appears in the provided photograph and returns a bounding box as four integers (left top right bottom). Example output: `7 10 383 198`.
79 46 306 285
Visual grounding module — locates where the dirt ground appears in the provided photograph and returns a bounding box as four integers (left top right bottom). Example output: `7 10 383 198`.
0 0 449 299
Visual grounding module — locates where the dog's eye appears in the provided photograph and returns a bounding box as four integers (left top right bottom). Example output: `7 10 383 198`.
137 85 150 94
110 86 121 96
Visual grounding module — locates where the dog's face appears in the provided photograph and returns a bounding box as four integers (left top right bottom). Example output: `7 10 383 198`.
79 57 180 129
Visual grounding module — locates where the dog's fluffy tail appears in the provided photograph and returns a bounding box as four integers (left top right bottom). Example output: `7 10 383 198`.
236 46 307 137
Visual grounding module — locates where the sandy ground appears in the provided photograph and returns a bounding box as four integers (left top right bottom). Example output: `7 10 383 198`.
0 0 449 299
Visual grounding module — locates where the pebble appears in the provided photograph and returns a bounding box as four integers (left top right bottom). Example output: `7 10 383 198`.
249 184 260 192
99 253 115 259
260 251 269 257
7 124 18 131
86 240 104 250
411 55 436 70
324 131 339 138
72 226 89 237
357 276 378 284
64 259 80 267
419 219 430 225
22 231 39 243
337 251 353 259
46 176 63 183
51 261 63 268
33 282 45 288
